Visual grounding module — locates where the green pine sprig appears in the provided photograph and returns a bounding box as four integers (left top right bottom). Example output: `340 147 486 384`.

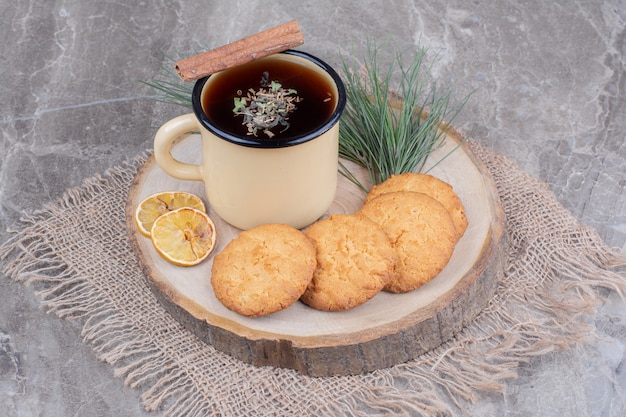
140 55 193 108
338 43 472 190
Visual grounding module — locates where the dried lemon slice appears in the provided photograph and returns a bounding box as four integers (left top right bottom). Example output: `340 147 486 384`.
150 207 217 267
135 191 206 237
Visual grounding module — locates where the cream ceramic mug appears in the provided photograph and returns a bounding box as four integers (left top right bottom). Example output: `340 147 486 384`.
153 50 346 230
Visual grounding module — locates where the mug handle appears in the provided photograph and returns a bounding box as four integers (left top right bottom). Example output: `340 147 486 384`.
153 113 203 181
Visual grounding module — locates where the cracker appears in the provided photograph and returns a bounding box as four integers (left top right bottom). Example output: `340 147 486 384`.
211 223 316 317
301 213 396 311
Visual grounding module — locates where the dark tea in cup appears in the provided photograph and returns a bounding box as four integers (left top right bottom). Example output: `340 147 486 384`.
201 53 338 141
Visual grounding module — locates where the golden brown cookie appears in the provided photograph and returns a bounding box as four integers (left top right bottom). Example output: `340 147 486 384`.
211 223 316 317
359 191 457 293
301 213 396 311
365 173 468 240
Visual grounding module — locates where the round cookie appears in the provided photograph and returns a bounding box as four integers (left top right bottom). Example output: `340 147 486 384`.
365 173 468 240
211 223 316 317
359 191 457 293
301 213 396 311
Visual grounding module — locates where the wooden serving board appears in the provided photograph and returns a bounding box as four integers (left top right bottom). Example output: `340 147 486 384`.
125 126 506 377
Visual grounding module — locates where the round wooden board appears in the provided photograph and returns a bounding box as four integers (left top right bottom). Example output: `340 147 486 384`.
125 126 507 377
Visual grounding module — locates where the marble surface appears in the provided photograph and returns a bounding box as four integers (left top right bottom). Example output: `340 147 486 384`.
1 1 624 416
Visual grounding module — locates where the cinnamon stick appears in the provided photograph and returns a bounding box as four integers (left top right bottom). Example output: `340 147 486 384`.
175 20 304 82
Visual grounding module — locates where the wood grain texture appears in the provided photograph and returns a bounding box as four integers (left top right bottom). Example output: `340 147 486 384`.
125 125 506 376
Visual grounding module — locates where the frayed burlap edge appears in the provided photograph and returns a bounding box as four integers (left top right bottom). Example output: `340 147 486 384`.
1 142 625 416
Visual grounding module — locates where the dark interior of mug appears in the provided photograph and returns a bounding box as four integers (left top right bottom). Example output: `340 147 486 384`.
192 50 346 148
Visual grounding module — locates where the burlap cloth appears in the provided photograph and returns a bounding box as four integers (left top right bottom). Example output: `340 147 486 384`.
1 140 624 416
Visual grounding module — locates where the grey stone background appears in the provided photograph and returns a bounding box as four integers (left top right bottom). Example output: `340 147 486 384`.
1 1 624 416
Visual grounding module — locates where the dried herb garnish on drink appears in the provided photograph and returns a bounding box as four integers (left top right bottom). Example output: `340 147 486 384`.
232 71 303 138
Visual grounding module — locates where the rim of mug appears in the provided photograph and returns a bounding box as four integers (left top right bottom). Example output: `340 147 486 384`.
191 49 347 149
